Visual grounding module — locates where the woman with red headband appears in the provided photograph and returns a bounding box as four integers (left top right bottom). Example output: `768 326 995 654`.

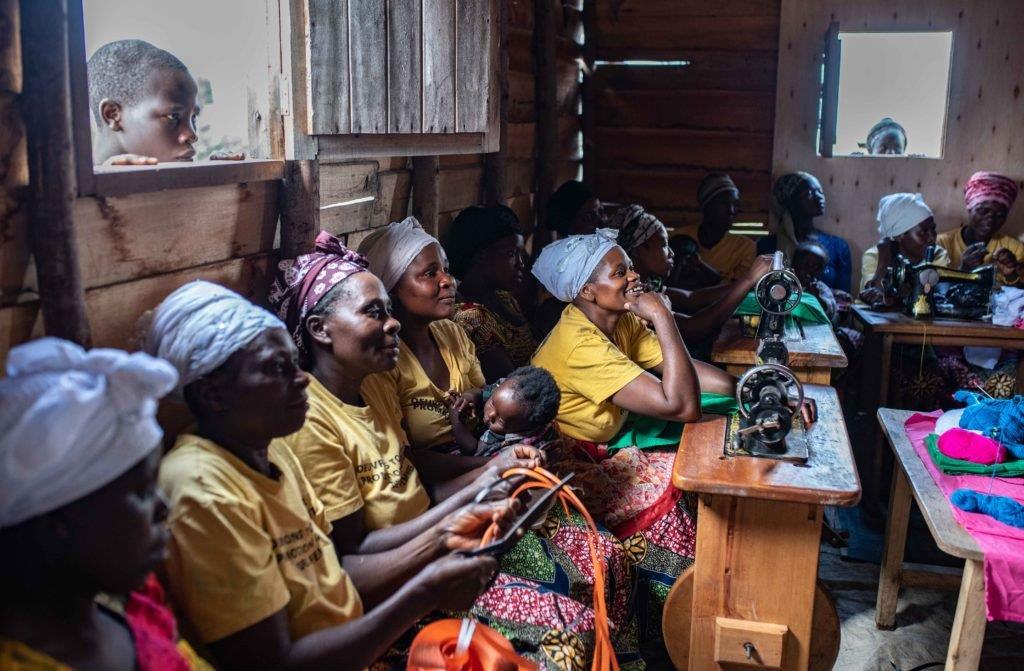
937 171 1024 284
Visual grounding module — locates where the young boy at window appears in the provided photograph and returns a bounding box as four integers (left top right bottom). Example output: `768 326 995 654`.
87 40 244 166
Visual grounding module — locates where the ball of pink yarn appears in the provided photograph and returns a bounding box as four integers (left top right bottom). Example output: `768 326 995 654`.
938 428 1008 465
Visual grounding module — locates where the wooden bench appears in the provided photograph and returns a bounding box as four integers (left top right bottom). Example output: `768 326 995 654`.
876 408 986 671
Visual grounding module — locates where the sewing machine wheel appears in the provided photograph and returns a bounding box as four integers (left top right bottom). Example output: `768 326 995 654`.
755 268 803 315
663 566 840 670
736 364 804 421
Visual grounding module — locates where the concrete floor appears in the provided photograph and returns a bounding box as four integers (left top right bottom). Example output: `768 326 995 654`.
819 550 1024 671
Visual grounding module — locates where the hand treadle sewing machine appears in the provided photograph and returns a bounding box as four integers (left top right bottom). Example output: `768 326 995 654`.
666 252 859 671
729 252 809 463
884 244 994 320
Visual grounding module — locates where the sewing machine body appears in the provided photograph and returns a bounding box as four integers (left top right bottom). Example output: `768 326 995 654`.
732 252 808 463
887 254 994 321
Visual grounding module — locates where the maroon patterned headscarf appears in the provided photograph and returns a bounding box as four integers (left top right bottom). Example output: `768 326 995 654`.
268 231 369 357
964 171 1019 211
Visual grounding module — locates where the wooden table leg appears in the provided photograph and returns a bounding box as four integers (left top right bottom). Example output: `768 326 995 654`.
945 558 986 671
689 495 823 671
858 332 882 413
875 466 911 629
869 335 895 506
1015 352 1024 394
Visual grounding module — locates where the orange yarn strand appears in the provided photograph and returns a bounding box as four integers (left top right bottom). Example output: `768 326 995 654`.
481 467 619 671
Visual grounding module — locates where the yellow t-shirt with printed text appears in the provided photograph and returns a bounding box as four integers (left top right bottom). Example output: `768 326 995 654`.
159 435 362 644
936 227 1024 284
672 224 755 282
284 374 431 530
390 319 486 450
532 304 664 443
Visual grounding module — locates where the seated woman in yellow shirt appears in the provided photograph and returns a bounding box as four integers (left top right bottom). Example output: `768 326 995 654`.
936 171 1023 285
271 236 640 668
144 281 500 670
670 172 756 287
530 229 766 443
859 192 949 306
0 339 208 671
529 229 811 662
359 218 490 457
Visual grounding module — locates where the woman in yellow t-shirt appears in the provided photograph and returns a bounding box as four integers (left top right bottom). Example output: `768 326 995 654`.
936 171 1024 285
143 281 500 670
531 229 816 658
0 339 209 671
359 218 490 456
272 235 641 668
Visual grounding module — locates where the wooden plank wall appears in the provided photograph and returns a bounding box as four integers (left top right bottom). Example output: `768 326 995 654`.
774 0 1024 290
590 0 780 227
319 0 583 247
306 0 494 135
0 0 582 362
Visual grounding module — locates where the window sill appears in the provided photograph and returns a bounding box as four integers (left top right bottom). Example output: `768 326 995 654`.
87 159 285 197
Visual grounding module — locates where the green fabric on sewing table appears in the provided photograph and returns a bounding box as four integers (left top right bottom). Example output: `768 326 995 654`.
926 433 1024 477
734 291 831 325
606 392 738 452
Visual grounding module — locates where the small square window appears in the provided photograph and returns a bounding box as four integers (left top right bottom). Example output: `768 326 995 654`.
820 29 954 159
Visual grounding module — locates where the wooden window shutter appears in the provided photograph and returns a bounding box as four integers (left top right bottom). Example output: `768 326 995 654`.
304 0 496 138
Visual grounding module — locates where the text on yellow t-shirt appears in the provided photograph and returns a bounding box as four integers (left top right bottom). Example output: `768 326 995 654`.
159 435 363 644
390 319 486 450
284 374 431 530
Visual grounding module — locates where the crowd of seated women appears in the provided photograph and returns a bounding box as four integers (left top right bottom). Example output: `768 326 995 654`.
2 34 1022 671
4 164 1020 669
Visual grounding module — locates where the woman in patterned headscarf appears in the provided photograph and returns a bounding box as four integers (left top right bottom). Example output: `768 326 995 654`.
936 171 1024 283
613 204 773 346
760 172 853 293
931 172 1024 400
276 230 644 670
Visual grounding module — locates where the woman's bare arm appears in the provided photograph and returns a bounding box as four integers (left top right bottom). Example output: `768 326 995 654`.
610 293 701 423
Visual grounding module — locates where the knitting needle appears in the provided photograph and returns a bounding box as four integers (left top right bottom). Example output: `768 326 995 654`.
973 381 994 399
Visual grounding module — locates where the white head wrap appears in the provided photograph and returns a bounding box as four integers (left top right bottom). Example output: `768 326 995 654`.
0 338 177 529
357 217 447 292
141 280 285 397
532 228 621 302
877 193 933 239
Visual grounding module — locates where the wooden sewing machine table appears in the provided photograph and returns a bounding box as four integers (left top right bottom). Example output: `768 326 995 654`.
711 320 848 385
666 385 860 670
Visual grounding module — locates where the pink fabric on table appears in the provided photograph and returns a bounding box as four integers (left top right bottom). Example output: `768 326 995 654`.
937 428 1008 465
905 412 1024 622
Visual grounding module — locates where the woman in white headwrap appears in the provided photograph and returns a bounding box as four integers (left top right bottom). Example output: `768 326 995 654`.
859 192 948 304
143 281 501 670
359 217 489 455
0 338 211 670
530 231 815 658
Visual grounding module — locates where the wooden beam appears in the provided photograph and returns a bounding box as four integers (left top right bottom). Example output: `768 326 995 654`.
411 155 440 236
533 0 558 254
581 0 596 187
20 0 91 346
482 0 509 206
279 160 320 258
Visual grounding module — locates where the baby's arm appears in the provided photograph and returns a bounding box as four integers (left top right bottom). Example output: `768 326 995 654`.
447 395 480 455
